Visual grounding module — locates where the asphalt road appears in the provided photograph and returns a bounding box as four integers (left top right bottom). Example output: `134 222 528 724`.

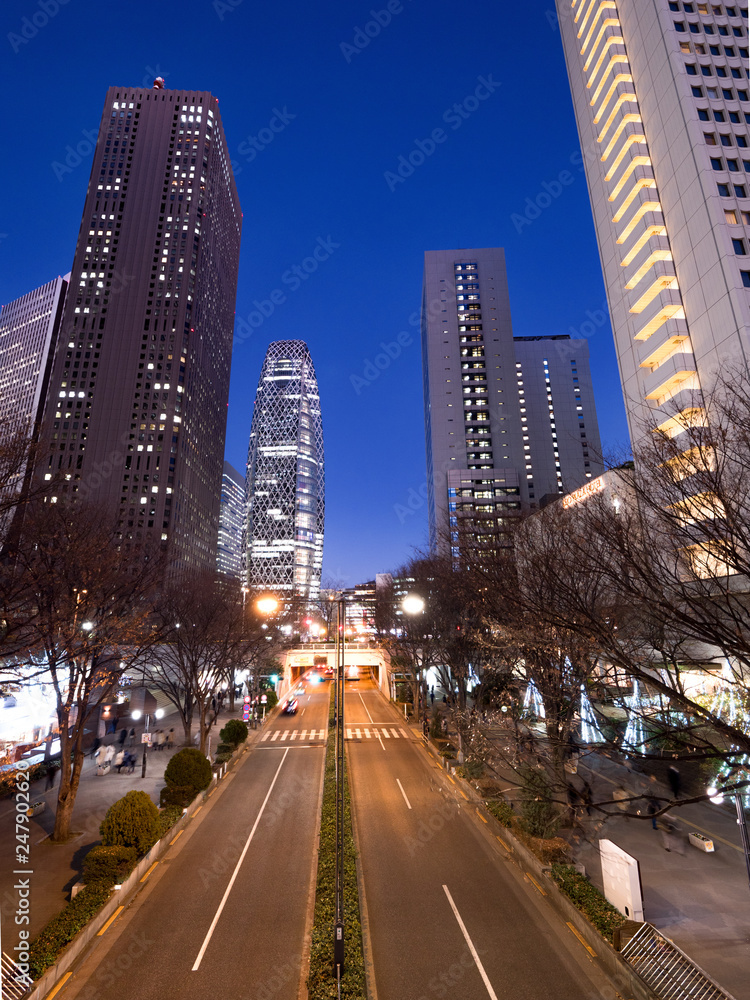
57 682 329 1000
346 679 622 1000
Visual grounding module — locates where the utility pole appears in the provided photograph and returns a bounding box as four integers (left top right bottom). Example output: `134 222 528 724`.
333 595 345 983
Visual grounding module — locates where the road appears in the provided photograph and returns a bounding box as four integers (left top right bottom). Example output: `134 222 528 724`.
346 678 622 1000
57 681 329 1000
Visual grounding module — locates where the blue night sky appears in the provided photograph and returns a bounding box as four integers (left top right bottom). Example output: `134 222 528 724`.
0 0 630 586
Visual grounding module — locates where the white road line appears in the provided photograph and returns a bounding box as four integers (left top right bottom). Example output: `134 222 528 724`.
270 731 280 742
346 728 353 739
377 733 386 750
399 729 408 739
280 731 289 741
381 728 390 738
290 731 298 741
396 779 412 809
391 729 400 739
260 732 269 742
364 728 371 739
358 690 374 723
300 730 307 741
193 748 290 971
442 885 499 1000
356 728 362 740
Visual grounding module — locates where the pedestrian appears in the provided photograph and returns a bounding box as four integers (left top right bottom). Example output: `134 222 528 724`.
45 765 57 791
104 744 115 765
114 749 125 773
118 726 127 747
96 744 107 767
90 736 101 759
442 694 447 704
128 727 136 747
646 796 659 830
581 781 593 816
167 728 175 750
430 690 434 706
156 730 165 751
124 750 135 774
668 764 681 799
659 818 675 851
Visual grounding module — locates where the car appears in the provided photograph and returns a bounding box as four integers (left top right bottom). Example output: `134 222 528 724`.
294 683 306 695
281 698 298 715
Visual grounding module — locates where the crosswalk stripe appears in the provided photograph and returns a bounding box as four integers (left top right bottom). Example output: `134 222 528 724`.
381 728 390 738
290 731 298 740
364 728 371 739
399 729 408 739
391 729 400 739
300 730 307 740
346 728 353 739
260 733 269 742
280 731 289 741
355 728 362 739
270 731 280 742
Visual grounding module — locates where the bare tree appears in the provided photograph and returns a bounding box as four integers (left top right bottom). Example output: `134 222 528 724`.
2 500 162 841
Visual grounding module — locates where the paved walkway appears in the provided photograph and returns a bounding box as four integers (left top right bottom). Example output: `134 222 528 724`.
0 701 266 954
415 705 750 1000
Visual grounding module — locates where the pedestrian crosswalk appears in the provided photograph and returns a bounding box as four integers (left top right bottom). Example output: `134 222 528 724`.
259 729 326 743
345 727 409 740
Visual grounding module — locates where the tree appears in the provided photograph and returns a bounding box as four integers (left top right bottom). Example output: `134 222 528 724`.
2 500 162 841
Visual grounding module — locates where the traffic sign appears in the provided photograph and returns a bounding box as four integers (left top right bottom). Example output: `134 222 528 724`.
260 694 267 704
141 733 152 744
242 706 250 722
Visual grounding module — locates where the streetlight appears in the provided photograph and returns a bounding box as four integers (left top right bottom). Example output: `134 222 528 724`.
135 706 164 777
401 594 428 732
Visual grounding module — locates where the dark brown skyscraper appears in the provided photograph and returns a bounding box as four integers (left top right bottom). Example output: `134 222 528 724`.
39 83 241 575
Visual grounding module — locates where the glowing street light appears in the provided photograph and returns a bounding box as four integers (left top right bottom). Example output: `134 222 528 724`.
256 596 280 616
402 594 425 616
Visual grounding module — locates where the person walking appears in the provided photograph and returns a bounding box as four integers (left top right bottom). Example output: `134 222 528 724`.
118 726 127 748
114 749 125 773
104 744 115 766
128 727 136 747
668 765 681 799
646 796 659 830
45 765 57 791
166 728 175 750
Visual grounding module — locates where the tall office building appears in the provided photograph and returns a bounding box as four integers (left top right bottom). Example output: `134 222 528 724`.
245 340 325 600
0 275 69 435
37 83 241 575
555 1 750 445
217 460 246 580
422 248 603 553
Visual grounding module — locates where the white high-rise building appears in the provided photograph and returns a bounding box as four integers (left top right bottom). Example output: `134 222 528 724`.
0 275 68 435
421 248 603 553
555 0 750 444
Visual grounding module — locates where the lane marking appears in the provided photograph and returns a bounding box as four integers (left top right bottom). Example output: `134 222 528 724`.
140 861 159 883
193 804 203 816
476 808 488 824
192 747 290 971
381 728 390 738
358 690 374 723
458 789 468 800
443 885 499 1000
525 872 547 897
679 815 742 853
170 829 184 845
97 905 124 937
396 779 412 809
290 730 298 741
495 835 510 852
44 971 72 999
391 728 400 739
270 731 280 742
399 729 408 738
566 921 597 957
300 730 307 740
260 732 269 742
377 733 386 751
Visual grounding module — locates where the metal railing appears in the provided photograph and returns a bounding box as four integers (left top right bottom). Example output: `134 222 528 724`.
2 952 30 999
622 924 737 1000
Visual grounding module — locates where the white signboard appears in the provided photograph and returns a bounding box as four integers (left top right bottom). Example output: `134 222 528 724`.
599 839 644 922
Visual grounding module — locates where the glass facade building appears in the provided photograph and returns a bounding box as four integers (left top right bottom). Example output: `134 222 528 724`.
245 340 324 600
217 460 245 580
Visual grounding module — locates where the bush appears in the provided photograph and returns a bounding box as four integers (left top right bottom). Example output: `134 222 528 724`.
158 805 184 837
219 719 248 747
511 823 570 864
456 759 484 780
519 766 560 839
216 742 233 755
263 688 278 709
160 784 196 808
164 747 212 797
485 799 514 827
82 845 137 887
214 752 232 766
29 882 112 979
100 790 160 855
550 864 626 942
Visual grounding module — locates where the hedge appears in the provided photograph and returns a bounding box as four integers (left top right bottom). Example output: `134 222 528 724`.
158 804 184 837
550 864 626 943
82 845 137 887
100 790 160 855
306 690 366 999
29 883 112 979
163 747 212 807
484 799 513 827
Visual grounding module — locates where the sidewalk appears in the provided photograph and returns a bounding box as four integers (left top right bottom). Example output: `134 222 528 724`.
0 701 263 954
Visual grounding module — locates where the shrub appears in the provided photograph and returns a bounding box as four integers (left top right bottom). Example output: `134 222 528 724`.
430 712 444 739
519 766 560 839
82 845 137 887
158 805 184 837
100 790 160 855
550 864 626 942
29 882 112 979
216 742 233 755
263 688 278 709
160 784 196 808
511 824 570 863
485 799 514 827
214 752 232 766
456 759 484 780
219 719 248 747
164 747 212 796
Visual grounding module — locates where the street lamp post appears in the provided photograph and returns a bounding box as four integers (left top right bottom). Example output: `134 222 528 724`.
402 594 427 733
334 594 346 979
133 708 164 778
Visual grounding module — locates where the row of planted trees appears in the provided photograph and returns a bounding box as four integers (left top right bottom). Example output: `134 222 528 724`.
377 371 750 815
0 491 284 843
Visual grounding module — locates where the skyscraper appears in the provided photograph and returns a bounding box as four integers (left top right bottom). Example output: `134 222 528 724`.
37 82 241 575
245 340 325 600
217 460 245 581
0 275 68 435
422 248 602 553
555 1 750 445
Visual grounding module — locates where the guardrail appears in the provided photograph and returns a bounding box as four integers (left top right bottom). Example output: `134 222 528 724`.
622 924 738 1000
